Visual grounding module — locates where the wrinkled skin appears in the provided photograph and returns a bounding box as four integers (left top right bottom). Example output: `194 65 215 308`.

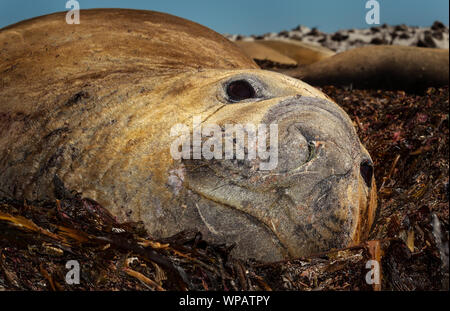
0 9 377 261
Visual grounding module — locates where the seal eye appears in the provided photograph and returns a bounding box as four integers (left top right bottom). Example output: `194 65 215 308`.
360 160 374 187
226 80 256 102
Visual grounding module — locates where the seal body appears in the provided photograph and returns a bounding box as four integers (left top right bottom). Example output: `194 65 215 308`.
235 39 335 67
255 39 335 65
0 9 377 261
235 41 298 66
282 45 449 90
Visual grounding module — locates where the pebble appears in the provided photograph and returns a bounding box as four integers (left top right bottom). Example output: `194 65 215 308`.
225 21 449 52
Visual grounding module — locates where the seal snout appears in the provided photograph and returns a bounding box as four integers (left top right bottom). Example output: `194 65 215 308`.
262 96 359 175
179 90 376 260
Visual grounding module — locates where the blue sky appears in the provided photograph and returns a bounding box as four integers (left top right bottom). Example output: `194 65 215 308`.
0 0 448 34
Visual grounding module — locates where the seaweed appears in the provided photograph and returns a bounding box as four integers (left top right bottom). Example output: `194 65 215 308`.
0 86 448 291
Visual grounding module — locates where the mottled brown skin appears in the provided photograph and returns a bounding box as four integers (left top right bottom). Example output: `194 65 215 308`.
282 45 449 91
0 9 377 261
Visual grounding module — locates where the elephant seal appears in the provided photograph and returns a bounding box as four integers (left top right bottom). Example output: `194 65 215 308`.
256 39 335 65
234 39 334 67
0 9 377 261
282 45 449 90
234 41 298 67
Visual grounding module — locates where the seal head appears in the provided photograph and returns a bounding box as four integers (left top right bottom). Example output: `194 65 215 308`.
171 70 377 260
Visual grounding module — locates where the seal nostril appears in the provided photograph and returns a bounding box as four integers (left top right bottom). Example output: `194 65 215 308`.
360 160 373 187
306 141 316 162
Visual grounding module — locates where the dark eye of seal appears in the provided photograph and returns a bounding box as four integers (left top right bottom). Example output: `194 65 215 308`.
226 80 256 102
360 160 374 187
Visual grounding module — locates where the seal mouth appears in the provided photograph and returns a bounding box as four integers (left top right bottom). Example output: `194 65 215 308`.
184 159 356 260
187 185 291 260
